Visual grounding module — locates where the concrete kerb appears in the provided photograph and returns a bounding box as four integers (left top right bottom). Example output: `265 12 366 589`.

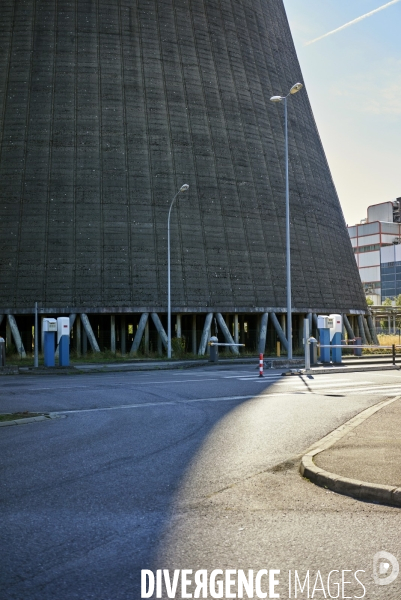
300 395 401 507
2 357 304 376
284 365 400 376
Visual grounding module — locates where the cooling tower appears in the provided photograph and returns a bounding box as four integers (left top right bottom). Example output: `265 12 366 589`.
0 0 368 354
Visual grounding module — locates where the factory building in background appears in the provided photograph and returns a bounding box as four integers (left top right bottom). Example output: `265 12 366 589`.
348 199 401 305
0 0 368 356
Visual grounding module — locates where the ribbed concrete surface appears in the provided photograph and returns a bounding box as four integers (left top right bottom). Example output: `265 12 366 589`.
0 0 366 313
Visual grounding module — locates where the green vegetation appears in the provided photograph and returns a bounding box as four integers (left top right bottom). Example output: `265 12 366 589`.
0 412 45 422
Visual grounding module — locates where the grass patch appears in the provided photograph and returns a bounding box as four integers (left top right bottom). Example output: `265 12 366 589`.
0 412 45 422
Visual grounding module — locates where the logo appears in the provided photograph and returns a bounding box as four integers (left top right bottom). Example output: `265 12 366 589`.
373 551 399 586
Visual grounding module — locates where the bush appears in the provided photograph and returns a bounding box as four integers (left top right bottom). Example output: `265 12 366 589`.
171 337 186 358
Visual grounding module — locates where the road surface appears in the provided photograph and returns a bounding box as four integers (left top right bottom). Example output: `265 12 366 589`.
1 366 400 599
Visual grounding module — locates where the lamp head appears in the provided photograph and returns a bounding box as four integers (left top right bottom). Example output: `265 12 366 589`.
270 96 283 103
179 184 189 192
290 82 303 95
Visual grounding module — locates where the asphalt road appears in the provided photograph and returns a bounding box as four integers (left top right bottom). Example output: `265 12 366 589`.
1 366 401 600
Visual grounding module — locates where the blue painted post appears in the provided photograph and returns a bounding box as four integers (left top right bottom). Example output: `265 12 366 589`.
319 328 331 363
57 317 70 366
331 331 342 364
43 318 57 367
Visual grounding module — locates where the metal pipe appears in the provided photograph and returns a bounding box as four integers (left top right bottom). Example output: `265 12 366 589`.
167 184 189 359
284 95 292 359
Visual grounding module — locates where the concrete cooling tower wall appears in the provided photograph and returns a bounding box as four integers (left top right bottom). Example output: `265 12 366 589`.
0 0 368 355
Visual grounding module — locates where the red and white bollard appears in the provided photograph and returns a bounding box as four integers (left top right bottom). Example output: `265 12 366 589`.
259 353 264 377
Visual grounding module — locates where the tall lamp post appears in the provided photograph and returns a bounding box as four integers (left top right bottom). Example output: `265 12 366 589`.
167 183 189 359
270 82 303 360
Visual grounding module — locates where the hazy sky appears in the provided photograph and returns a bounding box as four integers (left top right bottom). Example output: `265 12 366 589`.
283 0 401 226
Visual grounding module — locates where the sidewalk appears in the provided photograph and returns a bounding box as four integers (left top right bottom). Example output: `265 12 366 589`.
301 395 401 507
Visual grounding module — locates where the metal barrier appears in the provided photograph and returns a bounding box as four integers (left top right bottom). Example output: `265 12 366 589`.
317 344 400 366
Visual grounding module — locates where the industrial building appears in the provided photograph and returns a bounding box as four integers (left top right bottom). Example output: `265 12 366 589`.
348 199 401 304
0 0 368 357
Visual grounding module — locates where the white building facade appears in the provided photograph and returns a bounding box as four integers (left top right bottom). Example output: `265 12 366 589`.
348 200 401 304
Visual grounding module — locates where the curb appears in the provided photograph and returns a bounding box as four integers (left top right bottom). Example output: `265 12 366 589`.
300 395 401 507
0 414 63 427
4 358 304 376
284 365 400 376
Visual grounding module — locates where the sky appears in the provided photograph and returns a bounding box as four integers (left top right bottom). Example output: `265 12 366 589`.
283 0 401 226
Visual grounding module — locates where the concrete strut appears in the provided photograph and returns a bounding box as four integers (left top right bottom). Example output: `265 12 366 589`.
258 312 269 354
76 315 81 357
270 313 288 351
130 313 149 355
343 314 355 340
120 316 126 355
151 313 168 350
312 313 319 342
110 316 116 353
80 314 101 353
215 313 239 355
366 314 379 345
7 315 26 358
357 314 368 345
198 313 213 356
362 316 373 345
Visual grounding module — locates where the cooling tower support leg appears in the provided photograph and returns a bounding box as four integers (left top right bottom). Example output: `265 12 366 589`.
80 314 101 353
357 315 368 345
7 315 26 358
176 314 182 338
130 313 149 355
151 313 168 350
362 315 373 344
198 313 213 356
121 316 126 355
343 314 355 340
270 313 288 352
258 313 269 354
75 315 81 357
215 313 239 355
366 314 379 345
111 316 116 353
192 315 197 354
0 315 4 327
234 314 239 345
144 319 149 354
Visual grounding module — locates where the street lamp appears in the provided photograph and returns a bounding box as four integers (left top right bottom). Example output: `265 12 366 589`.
167 183 189 359
270 82 303 360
